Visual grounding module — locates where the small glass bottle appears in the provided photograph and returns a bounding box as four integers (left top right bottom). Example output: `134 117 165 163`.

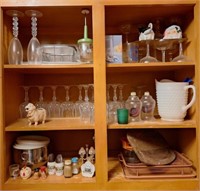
125 92 142 122
71 157 79 175
140 91 155 121
64 160 72 178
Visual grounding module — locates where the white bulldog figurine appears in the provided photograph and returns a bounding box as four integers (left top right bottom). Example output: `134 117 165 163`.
163 25 182 39
139 23 155 41
25 103 47 126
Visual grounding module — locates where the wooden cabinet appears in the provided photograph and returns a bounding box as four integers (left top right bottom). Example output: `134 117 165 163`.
0 0 199 190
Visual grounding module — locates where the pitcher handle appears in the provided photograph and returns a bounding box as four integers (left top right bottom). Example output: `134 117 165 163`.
182 85 196 112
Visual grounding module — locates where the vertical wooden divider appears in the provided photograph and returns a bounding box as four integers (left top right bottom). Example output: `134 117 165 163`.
92 3 108 187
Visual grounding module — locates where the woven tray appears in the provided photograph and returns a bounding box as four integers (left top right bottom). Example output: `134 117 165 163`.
119 151 196 179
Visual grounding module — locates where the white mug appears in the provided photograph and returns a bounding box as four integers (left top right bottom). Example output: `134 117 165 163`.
156 80 196 121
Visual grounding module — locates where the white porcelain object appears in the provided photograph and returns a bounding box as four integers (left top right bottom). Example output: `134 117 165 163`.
156 79 196 121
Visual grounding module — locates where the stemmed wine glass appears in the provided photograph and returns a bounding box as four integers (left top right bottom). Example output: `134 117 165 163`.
25 10 42 63
60 86 74 117
108 84 122 124
79 85 94 123
139 40 158 63
35 86 48 111
6 10 24 65
74 85 84 117
120 23 132 63
155 39 174 62
118 84 125 107
88 84 95 123
172 38 191 62
19 86 30 118
47 86 61 118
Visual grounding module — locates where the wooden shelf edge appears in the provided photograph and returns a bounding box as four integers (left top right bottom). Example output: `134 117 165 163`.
5 118 94 131
108 119 196 129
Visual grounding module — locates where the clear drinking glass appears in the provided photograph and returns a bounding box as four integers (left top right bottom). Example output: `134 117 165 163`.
139 40 158 63
19 86 30 118
74 85 84 117
79 85 94 123
6 10 24 65
155 39 174 62
35 86 48 111
60 86 74 117
25 10 42 63
47 86 61 118
172 38 191 62
9 164 19 179
108 84 122 124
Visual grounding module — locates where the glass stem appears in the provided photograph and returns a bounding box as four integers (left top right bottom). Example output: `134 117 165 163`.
161 50 166 62
179 42 183 56
65 86 70 101
146 43 150 57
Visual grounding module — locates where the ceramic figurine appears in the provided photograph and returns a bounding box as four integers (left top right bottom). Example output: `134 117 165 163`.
25 103 47 126
81 160 95 178
139 23 155 41
163 25 182 39
20 166 32 180
40 166 47 179
33 168 40 180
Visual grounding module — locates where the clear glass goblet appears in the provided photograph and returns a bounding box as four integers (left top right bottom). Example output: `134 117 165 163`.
79 85 94 123
25 10 42 63
108 84 122 124
6 10 24 65
60 86 74 118
19 86 30 118
35 86 48 111
47 86 61 118
74 85 84 117
139 40 158 63
155 39 174 62
172 38 191 62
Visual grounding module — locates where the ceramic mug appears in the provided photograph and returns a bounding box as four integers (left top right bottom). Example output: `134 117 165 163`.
156 80 196 121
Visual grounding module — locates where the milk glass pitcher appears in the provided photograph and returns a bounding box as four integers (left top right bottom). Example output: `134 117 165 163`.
155 79 196 121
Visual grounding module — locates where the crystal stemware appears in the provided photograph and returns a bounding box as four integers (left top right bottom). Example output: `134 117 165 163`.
120 23 132 63
79 85 94 123
47 86 61 118
35 86 48 111
155 39 174 62
60 86 74 117
172 38 191 62
118 84 125 107
19 86 30 118
74 85 84 117
108 84 122 124
6 10 24 65
25 10 42 63
139 40 158 63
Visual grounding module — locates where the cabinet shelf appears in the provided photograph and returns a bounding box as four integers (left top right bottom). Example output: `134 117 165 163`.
5 174 96 189
4 63 93 74
108 119 196 129
107 62 195 72
5 118 94 131
107 158 198 190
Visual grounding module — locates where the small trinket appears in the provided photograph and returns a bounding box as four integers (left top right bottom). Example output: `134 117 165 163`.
40 166 47 179
55 154 64 176
71 157 79 175
25 103 47 126
47 153 56 175
33 168 40 180
64 160 72 178
163 25 182 39
139 23 155 41
20 166 32 180
81 160 95 178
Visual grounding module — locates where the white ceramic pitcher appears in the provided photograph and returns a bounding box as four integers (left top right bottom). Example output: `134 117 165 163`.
155 79 196 121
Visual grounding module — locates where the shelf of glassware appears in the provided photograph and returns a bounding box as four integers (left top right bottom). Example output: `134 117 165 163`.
5 118 94 131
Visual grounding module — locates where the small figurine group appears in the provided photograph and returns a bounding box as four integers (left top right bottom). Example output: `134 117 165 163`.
139 23 182 41
20 165 47 180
